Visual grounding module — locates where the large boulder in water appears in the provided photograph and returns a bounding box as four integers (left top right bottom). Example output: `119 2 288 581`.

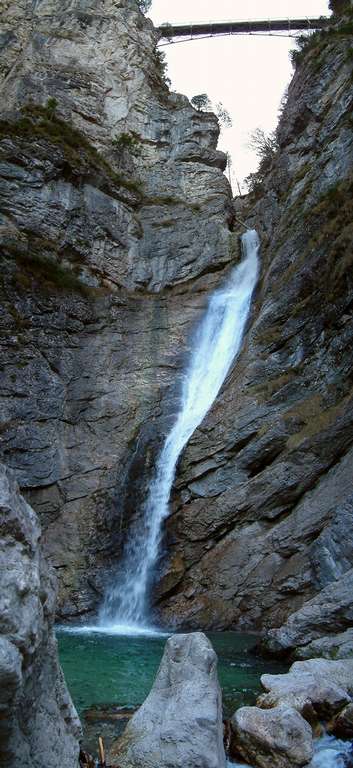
230 704 313 768
109 631 226 768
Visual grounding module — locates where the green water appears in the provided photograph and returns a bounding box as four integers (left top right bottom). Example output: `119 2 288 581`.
57 629 285 718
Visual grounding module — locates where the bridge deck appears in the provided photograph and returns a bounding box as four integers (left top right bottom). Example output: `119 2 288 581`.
158 17 330 40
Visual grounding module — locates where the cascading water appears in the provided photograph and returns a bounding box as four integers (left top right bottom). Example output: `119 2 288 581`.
100 230 260 632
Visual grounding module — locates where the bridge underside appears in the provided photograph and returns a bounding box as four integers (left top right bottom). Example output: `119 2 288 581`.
158 17 330 41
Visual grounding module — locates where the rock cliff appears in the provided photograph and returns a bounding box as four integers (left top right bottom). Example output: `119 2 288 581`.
0 0 353 661
0 463 81 767
0 0 233 619
155 14 353 649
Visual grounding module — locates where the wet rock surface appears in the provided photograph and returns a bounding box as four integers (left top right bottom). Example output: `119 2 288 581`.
109 631 226 768
0 463 81 767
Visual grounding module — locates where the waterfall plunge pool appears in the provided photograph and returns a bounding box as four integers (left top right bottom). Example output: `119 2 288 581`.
57 629 285 754
57 628 353 766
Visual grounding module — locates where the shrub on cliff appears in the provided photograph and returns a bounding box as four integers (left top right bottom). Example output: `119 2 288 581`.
112 132 141 157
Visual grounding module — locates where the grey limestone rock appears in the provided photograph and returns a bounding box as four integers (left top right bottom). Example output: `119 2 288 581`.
0 462 81 767
1 0 353 660
156 25 353 641
0 0 234 620
295 629 353 661
263 569 353 657
230 704 313 768
259 658 353 720
110 632 226 768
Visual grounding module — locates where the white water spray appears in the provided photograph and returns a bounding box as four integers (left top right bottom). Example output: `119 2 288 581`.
100 230 260 632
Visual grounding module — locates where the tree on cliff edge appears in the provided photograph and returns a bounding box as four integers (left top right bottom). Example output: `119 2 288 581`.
191 94 212 112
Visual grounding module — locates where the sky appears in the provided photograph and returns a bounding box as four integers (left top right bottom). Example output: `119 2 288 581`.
148 1 331 190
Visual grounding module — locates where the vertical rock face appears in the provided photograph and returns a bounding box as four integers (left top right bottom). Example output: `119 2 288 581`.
0 0 234 618
0 463 81 767
156 23 353 643
110 632 226 768
1 0 353 655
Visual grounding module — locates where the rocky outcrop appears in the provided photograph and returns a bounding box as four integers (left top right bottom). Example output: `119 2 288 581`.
1 0 353 651
0 0 234 619
230 704 313 768
155 14 353 641
259 659 353 720
263 569 353 658
230 656 353 768
109 632 226 768
0 463 81 767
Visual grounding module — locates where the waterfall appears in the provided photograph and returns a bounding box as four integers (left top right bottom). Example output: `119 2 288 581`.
100 229 260 631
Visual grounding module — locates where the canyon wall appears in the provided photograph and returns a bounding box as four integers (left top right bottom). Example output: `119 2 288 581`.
0 0 353 663
157 17 353 656
0 463 81 766
0 0 234 620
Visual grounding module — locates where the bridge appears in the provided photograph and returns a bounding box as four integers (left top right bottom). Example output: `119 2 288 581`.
157 16 331 44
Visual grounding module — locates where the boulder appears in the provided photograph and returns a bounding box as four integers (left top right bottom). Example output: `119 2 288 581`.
259 659 353 720
230 704 313 768
110 632 226 768
0 463 81 767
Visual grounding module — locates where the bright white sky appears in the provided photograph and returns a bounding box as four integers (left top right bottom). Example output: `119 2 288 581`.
148 1 330 189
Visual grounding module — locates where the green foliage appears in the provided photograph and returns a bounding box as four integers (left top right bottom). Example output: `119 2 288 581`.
290 32 322 67
191 93 212 112
46 97 58 120
290 15 353 68
1 248 97 297
305 174 353 299
154 49 171 87
112 131 141 156
0 104 142 197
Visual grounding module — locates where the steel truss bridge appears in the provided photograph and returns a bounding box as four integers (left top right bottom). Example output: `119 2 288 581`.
157 17 330 44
